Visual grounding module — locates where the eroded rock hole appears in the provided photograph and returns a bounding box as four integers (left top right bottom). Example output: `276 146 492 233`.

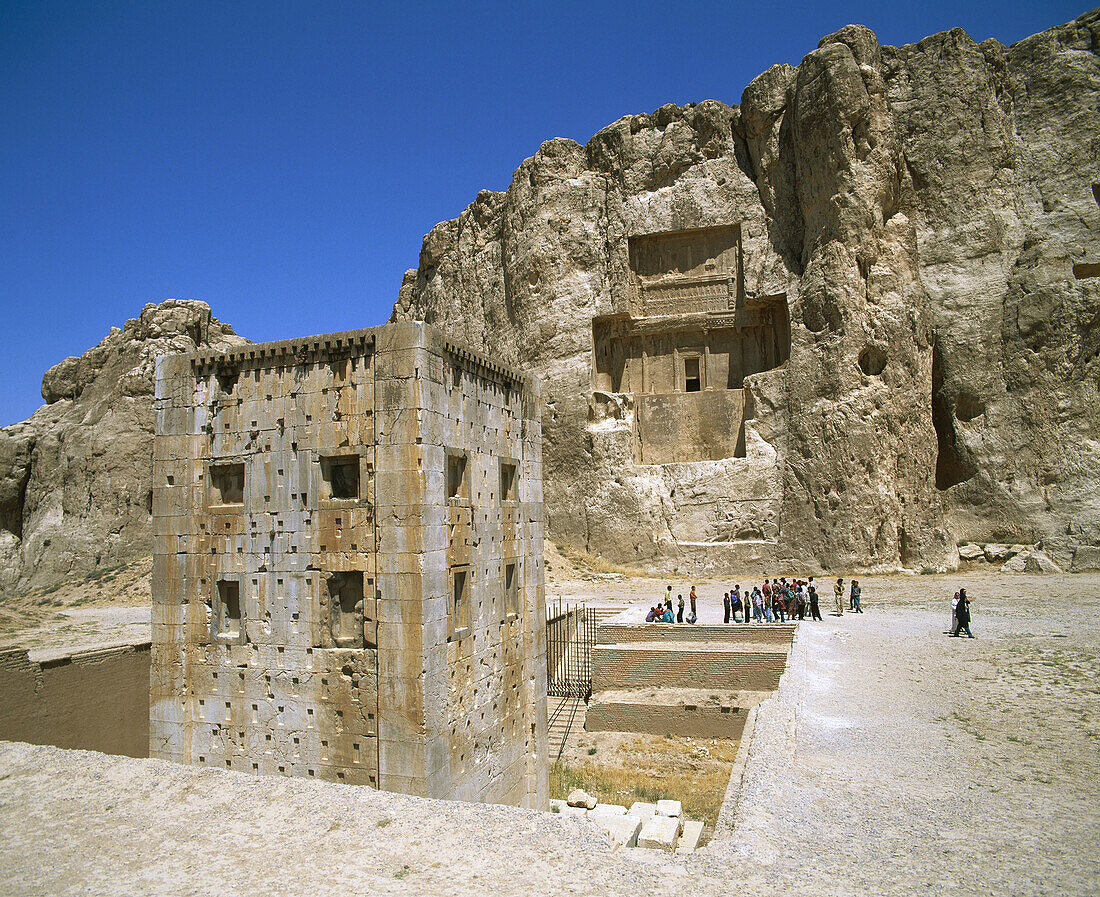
954 391 985 422
858 345 887 376
931 341 977 490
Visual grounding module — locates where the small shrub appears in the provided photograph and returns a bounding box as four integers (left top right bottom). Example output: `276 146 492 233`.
587 747 597 756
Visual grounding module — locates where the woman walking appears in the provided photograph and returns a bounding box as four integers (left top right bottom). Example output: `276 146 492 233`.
952 588 975 638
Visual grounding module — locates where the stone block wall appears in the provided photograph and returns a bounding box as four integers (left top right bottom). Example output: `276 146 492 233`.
150 321 547 808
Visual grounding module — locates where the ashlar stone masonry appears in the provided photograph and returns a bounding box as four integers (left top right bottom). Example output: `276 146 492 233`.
150 322 548 809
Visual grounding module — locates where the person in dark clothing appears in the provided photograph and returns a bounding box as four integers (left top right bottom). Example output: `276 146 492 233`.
723 592 731 623
809 585 822 621
731 586 744 623
952 588 974 638
677 594 685 623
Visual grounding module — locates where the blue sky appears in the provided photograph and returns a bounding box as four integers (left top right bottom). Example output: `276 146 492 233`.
0 0 1086 425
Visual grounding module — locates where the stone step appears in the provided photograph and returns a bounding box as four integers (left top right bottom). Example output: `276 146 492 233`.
596 621 796 645
591 643 789 691
586 688 768 738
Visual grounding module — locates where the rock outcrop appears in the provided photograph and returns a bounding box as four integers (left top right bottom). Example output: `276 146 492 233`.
0 301 247 592
391 9 1100 573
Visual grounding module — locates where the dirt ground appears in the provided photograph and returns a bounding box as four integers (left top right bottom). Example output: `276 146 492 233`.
1 554 1097 895
0 555 151 655
551 731 741 830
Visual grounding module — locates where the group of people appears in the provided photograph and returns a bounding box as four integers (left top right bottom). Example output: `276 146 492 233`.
645 577 865 623
646 585 700 624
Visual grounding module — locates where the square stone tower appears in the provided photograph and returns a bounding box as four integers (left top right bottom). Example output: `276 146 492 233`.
150 321 547 809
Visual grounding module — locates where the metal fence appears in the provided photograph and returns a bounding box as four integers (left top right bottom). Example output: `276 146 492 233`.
545 600 597 699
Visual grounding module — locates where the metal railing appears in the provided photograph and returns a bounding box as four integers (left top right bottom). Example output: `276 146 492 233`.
545 600 597 699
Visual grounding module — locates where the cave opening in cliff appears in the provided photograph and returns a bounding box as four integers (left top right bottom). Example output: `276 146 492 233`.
931 341 977 490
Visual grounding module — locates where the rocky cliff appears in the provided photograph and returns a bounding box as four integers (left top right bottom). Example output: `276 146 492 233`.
391 9 1100 573
0 301 248 592
3 12 1097 590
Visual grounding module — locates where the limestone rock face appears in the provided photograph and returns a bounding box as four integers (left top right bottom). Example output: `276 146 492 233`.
393 9 1100 572
0 300 247 592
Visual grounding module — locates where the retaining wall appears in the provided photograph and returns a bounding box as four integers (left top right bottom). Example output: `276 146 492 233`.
0 642 151 758
592 643 789 691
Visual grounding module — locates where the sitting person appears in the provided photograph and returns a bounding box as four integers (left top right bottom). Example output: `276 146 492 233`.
645 606 659 623
686 609 697 624
661 605 675 623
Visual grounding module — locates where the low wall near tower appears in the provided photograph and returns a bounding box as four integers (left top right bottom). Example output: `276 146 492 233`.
0 641 151 758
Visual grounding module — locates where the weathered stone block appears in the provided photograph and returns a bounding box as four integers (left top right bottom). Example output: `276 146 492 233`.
595 813 643 848
637 814 679 851
676 819 704 854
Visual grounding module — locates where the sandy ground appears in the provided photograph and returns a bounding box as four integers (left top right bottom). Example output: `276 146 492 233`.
1 568 1096 895
0 556 151 657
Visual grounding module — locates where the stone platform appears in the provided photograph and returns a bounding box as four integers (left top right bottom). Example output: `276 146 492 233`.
586 617 795 738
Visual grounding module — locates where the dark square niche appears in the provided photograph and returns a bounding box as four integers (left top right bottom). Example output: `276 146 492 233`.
499 460 517 502
209 463 245 506
322 456 360 500
213 580 245 644
446 452 468 501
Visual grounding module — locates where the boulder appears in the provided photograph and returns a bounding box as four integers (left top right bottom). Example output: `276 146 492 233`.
566 789 597 809
1071 546 1100 572
1001 550 1063 574
983 544 1015 562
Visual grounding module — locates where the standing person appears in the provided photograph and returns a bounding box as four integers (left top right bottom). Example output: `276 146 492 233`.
732 586 743 623
752 587 763 622
809 584 822 621
723 591 731 624
951 591 960 632
689 586 698 620
797 581 807 620
775 584 787 622
952 589 975 638
677 594 685 623
851 580 863 613
834 578 845 616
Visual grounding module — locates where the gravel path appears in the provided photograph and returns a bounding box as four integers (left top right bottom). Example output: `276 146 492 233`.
698 574 1100 896
1 572 1096 895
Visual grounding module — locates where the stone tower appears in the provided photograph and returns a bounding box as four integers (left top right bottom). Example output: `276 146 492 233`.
150 321 548 809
